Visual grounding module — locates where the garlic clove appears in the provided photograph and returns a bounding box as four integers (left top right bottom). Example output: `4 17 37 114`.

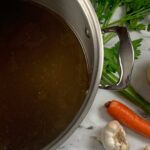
108 120 120 132
144 145 150 150
98 120 129 150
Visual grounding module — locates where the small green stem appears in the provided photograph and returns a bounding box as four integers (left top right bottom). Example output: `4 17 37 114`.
119 87 150 114
103 33 116 44
102 1 121 28
101 71 150 114
106 8 150 27
107 20 122 27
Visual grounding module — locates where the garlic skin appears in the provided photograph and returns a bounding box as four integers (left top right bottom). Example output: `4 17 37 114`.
144 145 150 150
98 120 129 150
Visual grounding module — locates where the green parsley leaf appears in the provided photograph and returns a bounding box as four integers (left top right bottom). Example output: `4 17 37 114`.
92 0 150 115
103 39 142 74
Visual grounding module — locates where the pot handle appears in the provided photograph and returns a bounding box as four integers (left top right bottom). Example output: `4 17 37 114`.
99 26 134 90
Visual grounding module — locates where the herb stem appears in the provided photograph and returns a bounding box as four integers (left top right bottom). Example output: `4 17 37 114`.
106 8 150 27
102 71 150 114
102 1 120 28
103 33 116 44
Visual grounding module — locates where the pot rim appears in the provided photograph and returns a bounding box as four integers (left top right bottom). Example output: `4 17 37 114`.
43 1 104 149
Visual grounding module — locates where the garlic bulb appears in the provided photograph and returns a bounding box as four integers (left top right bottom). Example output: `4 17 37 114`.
97 120 129 150
144 145 150 150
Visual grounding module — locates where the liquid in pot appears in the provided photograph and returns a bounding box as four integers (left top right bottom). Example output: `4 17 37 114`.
0 1 89 150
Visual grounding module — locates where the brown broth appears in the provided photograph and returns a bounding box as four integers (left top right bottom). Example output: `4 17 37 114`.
0 1 89 150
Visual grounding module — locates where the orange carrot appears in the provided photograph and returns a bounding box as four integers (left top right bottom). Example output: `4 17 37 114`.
105 100 150 139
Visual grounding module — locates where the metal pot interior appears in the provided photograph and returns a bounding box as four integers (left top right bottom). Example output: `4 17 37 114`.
33 0 97 75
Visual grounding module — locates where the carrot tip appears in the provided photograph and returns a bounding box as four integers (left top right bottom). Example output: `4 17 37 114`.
105 101 112 108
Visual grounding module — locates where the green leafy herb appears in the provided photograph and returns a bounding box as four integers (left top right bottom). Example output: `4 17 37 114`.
91 0 150 114
120 0 150 30
103 39 142 74
92 0 150 29
127 20 146 31
91 0 121 28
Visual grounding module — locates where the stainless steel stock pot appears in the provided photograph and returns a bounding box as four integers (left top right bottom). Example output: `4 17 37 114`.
30 0 134 149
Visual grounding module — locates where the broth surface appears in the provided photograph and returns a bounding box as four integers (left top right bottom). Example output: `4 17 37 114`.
0 1 89 150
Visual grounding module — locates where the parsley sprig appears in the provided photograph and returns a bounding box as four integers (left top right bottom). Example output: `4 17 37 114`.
91 0 150 114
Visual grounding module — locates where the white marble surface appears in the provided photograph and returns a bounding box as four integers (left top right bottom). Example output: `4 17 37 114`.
56 10 150 150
